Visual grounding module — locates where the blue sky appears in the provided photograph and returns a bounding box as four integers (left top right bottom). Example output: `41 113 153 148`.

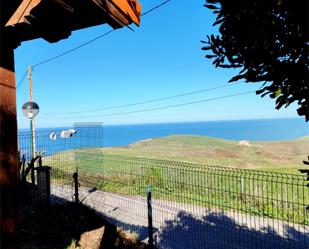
15 0 299 128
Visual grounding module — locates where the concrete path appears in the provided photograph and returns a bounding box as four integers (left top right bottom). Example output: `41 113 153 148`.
51 185 309 249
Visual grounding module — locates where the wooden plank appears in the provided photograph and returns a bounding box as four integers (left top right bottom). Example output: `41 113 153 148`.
91 0 141 27
5 0 42 26
0 37 19 249
4 0 141 45
108 0 141 26
0 0 23 27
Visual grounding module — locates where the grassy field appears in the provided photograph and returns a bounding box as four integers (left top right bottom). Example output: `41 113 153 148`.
47 135 309 225
101 135 309 174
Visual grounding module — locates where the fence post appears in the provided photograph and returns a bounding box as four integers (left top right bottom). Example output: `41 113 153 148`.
73 172 79 203
147 186 154 248
36 166 51 204
240 177 244 194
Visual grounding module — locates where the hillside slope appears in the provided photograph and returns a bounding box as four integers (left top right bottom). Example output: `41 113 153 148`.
102 135 309 173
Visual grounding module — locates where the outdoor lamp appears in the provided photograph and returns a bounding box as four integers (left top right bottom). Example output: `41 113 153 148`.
22 101 39 119
22 101 39 159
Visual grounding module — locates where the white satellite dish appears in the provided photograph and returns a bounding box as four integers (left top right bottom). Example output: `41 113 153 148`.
49 132 57 141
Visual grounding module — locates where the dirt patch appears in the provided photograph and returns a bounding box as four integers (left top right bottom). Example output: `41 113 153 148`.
78 226 105 249
212 149 238 158
79 225 145 249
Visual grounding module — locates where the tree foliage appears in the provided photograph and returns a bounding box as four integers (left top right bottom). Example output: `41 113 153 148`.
202 0 309 121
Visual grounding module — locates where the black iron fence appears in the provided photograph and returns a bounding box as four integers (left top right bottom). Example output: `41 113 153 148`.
18 126 309 249
72 154 309 248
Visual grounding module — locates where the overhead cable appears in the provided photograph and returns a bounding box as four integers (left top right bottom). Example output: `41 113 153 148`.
16 70 27 89
43 83 240 116
16 0 172 88
42 90 255 119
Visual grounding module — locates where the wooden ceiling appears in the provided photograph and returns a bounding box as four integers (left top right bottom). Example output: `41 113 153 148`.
3 0 141 46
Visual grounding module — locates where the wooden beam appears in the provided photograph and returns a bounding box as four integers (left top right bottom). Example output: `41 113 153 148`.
0 34 20 249
5 0 41 27
0 0 23 27
4 0 141 44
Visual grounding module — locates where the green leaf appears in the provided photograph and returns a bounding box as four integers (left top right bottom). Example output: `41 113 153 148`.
204 4 219 10
285 101 291 108
228 74 246 82
213 18 225 26
201 46 211 50
256 89 264 95
274 88 282 97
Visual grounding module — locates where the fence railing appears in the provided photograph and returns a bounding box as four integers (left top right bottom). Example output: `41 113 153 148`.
18 128 309 249
76 154 309 223
53 151 309 248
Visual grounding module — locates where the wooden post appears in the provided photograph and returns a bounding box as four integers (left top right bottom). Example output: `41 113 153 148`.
0 35 20 249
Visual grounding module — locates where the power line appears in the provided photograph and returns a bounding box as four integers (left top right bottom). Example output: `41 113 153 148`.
141 0 171 16
32 29 116 68
16 70 27 89
43 83 240 116
44 90 255 119
31 0 171 68
16 0 172 89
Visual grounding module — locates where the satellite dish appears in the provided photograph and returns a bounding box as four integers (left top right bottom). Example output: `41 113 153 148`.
49 132 57 141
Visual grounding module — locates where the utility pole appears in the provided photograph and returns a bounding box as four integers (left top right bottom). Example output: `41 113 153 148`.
27 66 36 158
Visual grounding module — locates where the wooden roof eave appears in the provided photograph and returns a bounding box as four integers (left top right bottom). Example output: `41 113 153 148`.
5 0 141 45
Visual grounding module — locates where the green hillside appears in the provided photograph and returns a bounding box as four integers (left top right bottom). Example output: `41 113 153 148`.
102 135 309 174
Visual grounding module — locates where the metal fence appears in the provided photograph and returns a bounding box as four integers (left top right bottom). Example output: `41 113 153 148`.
18 126 309 249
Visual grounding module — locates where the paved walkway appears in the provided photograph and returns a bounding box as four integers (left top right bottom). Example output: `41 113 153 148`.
51 185 309 249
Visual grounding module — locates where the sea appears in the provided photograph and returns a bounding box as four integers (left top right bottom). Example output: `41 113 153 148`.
18 118 309 157
101 118 309 146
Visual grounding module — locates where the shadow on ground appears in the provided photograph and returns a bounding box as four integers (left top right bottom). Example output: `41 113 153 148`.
20 198 149 249
104 216 158 241
157 211 309 249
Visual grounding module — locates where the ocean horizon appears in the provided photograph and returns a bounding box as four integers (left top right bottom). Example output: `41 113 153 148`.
100 118 309 146
19 117 308 151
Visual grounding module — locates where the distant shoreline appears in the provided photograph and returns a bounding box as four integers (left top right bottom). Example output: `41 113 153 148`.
18 118 308 151
101 134 309 174
18 117 305 129
41 134 309 174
